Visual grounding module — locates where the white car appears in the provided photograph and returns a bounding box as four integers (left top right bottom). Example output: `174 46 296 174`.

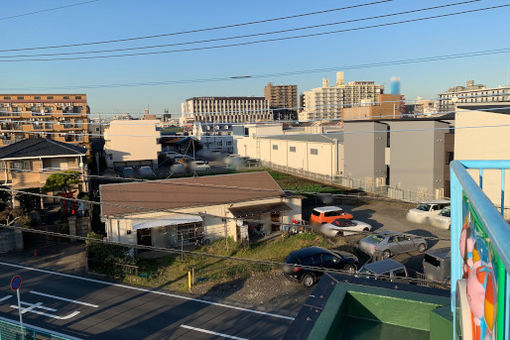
430 206 451 230
190 160 211 172
406 200 450 224
320 219 372 237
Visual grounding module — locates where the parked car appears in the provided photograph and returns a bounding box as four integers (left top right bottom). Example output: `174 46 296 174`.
169 163 186 174
161 151 184 160
430 206 451 230
309 206 353 225
357 259 409 282
358 230 427 259
420 248 451 283
320 219 372 237
283 246 358 287
190 160 211 172
120 166 135 178
137 166 155 178
406 200 450 224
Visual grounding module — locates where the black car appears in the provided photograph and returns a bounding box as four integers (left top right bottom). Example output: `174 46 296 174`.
283 246 358 287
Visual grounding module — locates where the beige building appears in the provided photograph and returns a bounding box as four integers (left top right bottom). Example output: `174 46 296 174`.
454 103 510 214
264 83 298 120
0 94 89 149
342 94 403 121
234 133 344 178
438 80 510 112
104 120 161 169
299 71 384 121
100 172 302 246
180 97 272 126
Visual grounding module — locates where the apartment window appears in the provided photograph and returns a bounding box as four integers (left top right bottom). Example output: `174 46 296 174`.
310 148 318 155
63 96 70 100
10 160 31 170
272 145 278 150
34 96 41 100
17 96 24 100
289 146 296 152
47 96 54 100
75 96 82 99
3 96 10 100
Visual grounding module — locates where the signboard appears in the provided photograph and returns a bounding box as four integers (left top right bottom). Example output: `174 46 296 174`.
10 275 21 291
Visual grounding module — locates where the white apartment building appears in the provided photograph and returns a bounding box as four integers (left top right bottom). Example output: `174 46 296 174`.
104 120 161 169
438 80 510 112
180 97 272 126
299 71 384 121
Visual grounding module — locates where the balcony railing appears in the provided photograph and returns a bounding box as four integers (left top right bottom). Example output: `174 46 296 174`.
450 160 510 340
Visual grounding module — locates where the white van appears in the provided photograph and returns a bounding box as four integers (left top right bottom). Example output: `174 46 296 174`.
406 200 450 224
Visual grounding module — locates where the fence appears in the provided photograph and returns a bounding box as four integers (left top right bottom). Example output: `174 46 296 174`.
450 160 510 340
0 316 73 339
262 162 440 203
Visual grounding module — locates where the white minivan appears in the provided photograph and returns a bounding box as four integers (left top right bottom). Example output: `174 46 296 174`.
406 200 450 224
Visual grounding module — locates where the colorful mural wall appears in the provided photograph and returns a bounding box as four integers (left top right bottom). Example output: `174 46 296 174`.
457 196 506 340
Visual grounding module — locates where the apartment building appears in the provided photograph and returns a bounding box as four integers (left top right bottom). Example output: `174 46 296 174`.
0 94 89 149
180 97 272 126
342 94 404 121
264 83 298 120
299 71 384 121
104 120 161 169
438 80 510 112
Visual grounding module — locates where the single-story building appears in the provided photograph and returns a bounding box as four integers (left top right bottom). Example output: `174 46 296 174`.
100 171 302 247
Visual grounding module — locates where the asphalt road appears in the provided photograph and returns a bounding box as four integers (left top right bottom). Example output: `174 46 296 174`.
0 262 294 340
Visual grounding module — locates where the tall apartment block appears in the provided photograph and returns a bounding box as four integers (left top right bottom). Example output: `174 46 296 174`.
438 80 510 112
299 71 384 121
0 94 90 149
264 82 298 121
180 97 272 126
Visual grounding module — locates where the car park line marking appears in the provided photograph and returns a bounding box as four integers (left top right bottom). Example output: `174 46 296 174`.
20 302 42 314
10 304 80 320
19 301 57 312
0 261 295 321
180 324 248 340
0 295 12 302
30 290 99 308
0 315 83 340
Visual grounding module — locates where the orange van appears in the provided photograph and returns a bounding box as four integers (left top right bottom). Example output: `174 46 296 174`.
310 206 353 224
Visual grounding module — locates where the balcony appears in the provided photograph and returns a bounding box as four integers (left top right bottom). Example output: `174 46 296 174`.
450 160 510 339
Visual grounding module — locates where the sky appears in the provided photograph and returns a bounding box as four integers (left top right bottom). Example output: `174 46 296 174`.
0 0 509 116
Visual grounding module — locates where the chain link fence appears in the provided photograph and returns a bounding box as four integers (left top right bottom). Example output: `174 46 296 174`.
0 317 70 339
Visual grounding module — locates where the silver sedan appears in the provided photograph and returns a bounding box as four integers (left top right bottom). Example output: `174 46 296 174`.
359 230 427 259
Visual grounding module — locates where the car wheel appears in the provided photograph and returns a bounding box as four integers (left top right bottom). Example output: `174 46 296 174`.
363 228 369 232
336 231 344 237
418 244 427 253
301 273 315 287
343 264 356 274
383 250 392 259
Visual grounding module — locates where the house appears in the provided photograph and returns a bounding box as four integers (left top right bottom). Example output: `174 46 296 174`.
100 172 302 248
0 138 88 208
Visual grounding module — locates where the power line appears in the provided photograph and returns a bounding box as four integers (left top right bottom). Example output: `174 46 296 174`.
0 1 480 59
0 0 99 22
0 4 506 62
0 1 392 53
3 46 510 90
0 223 449 286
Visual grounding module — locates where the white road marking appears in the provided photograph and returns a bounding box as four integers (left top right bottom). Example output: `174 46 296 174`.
30 290 99 308
180 324 248 340
0 315 83 339
19 301 57 312
0 295 12 302
0 261 295 321
10 304 80 320
20 302 42 314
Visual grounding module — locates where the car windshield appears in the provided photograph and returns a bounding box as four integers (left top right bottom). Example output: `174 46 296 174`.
416 203 431 211
439 207 451 217
311 210 320 216
367 234 384 243
333 219 354 227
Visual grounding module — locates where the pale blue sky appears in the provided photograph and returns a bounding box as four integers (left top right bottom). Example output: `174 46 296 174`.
0 0 509 115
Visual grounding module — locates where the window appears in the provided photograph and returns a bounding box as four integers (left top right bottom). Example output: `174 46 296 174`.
75 96 82 99
289 146 296 152
311 210 320 216
63 96 69 100
310 148 318 155
47 96 54 100
392 269 406 277
3 96 10 100
17 96 24 100
321 253 338 265
424 254 441 267
324 210 343 217
226 141 232 145
301 255 319 266
272 145 278 150
10 160 31 170
34 96 41 100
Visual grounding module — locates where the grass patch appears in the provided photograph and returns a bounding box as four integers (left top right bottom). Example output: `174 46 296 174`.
266 169 353 194
123 232 342 292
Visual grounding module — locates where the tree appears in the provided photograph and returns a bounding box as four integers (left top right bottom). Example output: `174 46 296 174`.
0 207 30 227
42 171 82 194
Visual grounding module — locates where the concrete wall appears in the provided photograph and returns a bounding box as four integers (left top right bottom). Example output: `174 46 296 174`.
388 121 449 199
105 197 302 244
455 109 510 209
0 229 23 254
104 120 161 168
344 122 387 185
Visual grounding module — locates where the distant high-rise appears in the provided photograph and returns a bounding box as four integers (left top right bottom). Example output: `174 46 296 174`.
299 71 384 121
390 77 401 95
264 82 298 121
438 80 510 112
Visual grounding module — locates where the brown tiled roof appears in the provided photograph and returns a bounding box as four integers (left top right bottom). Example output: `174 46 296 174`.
100 171 284 217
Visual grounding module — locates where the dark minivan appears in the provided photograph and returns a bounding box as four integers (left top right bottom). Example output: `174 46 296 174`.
283 246 358 287
422 248 451 283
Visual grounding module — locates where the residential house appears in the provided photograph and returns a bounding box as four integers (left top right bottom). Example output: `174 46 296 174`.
100 172 302 248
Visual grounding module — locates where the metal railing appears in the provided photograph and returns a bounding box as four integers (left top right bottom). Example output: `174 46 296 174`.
0 316 73 339
450 160 510 340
